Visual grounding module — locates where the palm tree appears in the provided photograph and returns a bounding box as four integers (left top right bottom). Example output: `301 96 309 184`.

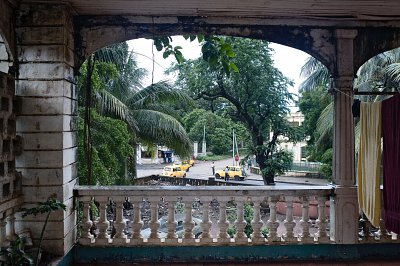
79 42 192 183
300 47 400 152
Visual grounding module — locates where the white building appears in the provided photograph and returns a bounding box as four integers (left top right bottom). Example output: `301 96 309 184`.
277 112 308 162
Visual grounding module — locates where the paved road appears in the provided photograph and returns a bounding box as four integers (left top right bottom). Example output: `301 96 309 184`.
137 158 330 187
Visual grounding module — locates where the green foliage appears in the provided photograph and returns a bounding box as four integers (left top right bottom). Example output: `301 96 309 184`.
196 154 232 161
21 196 66 266
225 202 254 238
77 109 133 185
298 86 332 145
0 237 33 266
171 37 296 183
175 201 185 214
78 42 192 182
154 36 184 63
319 148 333 180
154 35 238 77
244 202 254 237
21 198 66 218
261 150 293 179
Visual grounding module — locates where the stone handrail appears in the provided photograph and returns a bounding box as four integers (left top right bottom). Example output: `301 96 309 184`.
74 185 333 246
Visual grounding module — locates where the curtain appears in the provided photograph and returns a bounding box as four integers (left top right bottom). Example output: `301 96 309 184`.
382 94 400 233
357 101 381 227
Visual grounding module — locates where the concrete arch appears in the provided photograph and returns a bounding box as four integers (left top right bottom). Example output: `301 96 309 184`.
0 0 16 74
75 16 336 72
75 16 400 77
0 32 14 74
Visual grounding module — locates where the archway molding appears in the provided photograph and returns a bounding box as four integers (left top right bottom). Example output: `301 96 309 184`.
75 16 400 77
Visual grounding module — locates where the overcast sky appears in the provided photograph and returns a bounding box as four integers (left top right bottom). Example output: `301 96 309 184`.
128 37 310 109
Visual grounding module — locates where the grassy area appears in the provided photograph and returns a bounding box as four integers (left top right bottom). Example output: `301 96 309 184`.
196 148 250 161
196 154 232 161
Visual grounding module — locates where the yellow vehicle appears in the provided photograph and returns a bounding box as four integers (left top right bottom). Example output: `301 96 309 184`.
161 166 186 178
215 166 245 180
173 162 190 172
183 159 195 166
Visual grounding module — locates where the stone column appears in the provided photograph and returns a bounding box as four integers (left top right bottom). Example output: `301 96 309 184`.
330 29 359 244
202 140 206 156
136 145 142 164
193 141 198 158
15 3 77 255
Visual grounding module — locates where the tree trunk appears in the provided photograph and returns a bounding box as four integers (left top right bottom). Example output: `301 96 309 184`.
251 130 274 185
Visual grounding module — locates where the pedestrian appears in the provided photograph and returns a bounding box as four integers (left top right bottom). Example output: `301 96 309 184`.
211 162 215 175
224 166 229 181
247 158 252 170
241 165 246 178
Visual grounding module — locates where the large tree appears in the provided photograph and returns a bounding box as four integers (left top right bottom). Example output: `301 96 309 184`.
78 42 192 184
171 37 298 184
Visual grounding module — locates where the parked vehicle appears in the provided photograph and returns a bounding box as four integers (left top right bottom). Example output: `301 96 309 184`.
161 166 186 178
173 162 191 172
215 166 245 180
183 159 195 166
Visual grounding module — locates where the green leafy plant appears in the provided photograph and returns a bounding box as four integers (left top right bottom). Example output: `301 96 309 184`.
0 236 33 266
21 196 66 266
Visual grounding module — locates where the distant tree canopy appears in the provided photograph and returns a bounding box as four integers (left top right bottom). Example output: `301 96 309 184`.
183 109 249 155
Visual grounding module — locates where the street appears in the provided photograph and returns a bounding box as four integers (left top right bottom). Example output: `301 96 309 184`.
137 157 330 187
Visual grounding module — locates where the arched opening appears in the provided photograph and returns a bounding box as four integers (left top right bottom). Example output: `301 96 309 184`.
0 32 13 74
77 34 332 188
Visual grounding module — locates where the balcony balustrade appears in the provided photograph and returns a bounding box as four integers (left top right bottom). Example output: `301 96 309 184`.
74 185 334 246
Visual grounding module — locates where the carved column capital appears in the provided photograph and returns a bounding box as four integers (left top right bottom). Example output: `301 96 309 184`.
331 76 355 92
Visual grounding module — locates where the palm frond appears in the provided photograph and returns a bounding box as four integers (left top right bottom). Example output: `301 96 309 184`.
141 103 185 122
93 89 138 131
127 80 193 108
315 102 333 146
385 63 400 84
299 57 330 92
132 109 192 157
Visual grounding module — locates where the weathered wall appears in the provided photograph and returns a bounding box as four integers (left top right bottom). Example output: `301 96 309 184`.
15 3 77 255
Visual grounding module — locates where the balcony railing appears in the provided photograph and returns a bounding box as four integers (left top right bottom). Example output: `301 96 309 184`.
74 185 335 246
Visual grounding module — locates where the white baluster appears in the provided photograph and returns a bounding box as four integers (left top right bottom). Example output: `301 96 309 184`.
79 199 93 245
376 191 392 242
130 199 143 245
111 197 127 245
6 214 17 242
96 197 110 245
217 200 230 244
251 197 265 244
165 197 178 244
377 217 392 242
267 196 280 243
315 196 329 243
147 197 160 244
362 217 374 243
282 196 297 243
200 197 212 244
299 196 313 243
234 198 248 244
182 198 195 244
